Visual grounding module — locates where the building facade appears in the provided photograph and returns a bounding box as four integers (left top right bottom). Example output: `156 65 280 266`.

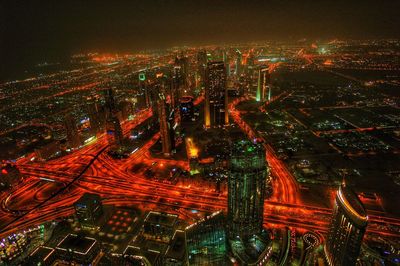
325 184 368 266
204 61 228 128
227 140 268 239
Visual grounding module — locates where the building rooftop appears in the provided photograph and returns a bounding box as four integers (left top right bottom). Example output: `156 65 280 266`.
56 234 97 255
338 184 368 222
74 193 102 207
124 246 161 265
231 139 264 157
144 211 178 227
29 246 55 263
165 230 186 261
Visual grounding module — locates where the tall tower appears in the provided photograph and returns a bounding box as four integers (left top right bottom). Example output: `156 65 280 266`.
172 65 183 107
223 50 230 77
158 93 172 156
87 102 103 135
235 50 242 76
104 88 123 146
227 140 268 239
256 66 270 102
204 61 228 128
139 72 149 108
325 184 368 266
64 113 81 149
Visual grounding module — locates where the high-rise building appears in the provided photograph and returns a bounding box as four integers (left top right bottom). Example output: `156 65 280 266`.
227 140 268 239
235 50 242 76
325 184 368 266
106 116 123 146
227 140 272 265
104 88 124 146
204 61 228 128
197 50 208 89
87 102 103 135
179 96 194 121
222 50 230 77
256 66 270 102
64 113 81 149
74 193 103 230
158 93 172 156
172 65 184 107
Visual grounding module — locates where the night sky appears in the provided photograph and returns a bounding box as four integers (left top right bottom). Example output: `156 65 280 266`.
1 0 400 80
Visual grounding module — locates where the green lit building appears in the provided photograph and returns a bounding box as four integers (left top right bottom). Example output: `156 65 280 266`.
227 140 272 265
185 212 230 266
228 140 267 239
185 140 272 266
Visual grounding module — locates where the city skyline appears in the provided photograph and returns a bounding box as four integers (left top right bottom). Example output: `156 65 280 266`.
0 2 400 265
2 1 400 80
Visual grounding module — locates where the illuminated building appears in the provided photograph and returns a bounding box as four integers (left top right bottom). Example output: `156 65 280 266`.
256 66 270 102
34 141 60 161
87 102 104 135
29 246 56 266
197 50 208 88
143 211 178 243
179 96 194 121
174 55 189 96
104 88 124 146
123 246 161 266
139 72 150 108
172 65 184 106
204 61 228 128
223 50 230 76
235 50 242 76
55 234 101 265
227 140 267 238
74 193 103 230
227 140 272 265
158 93 172 155
164 230 186 266
64 113 81 149
185 212 230 265
325 184 368 266
119 100 133 120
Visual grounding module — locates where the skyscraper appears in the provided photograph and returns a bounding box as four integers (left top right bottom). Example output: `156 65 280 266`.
235 50 242 76
204 61 228 128
222 50 230 77
197 50 208 92
325 184 368 266
172 65 184 107
64 113 81 149
227 140 268 239
158 93 172 156
87 102 103 135
179 96 194 121
104 88 123 146
256 66 270 102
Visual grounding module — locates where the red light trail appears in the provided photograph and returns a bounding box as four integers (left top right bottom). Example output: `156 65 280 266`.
0 94 399 244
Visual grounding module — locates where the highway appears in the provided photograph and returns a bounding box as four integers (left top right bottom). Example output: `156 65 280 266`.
0 89 400 244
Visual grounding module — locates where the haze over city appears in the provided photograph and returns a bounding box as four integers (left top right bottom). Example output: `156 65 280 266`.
0 1 399 265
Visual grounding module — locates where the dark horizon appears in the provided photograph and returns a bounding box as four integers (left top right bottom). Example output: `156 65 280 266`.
1 0 400 80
